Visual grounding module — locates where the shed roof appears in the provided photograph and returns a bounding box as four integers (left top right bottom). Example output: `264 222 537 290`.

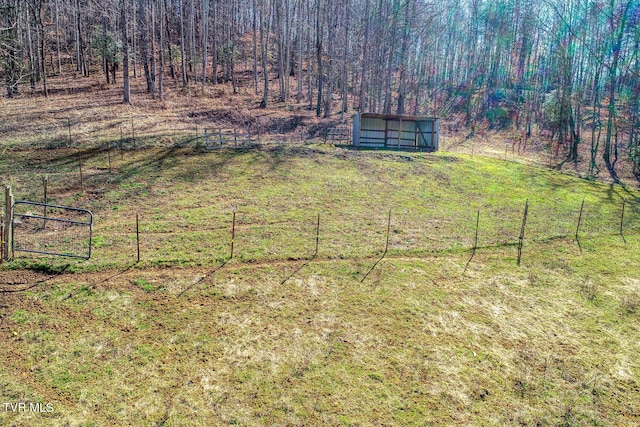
359 113 439 121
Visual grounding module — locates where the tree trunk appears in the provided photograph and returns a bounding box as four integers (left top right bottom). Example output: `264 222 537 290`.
103 16 109 83
315 0 323 117
253 0 259 94
259 0 271 108
212 1 218 84
322 0 335 118
139 0 153 94
341 0 349 115
158 0 164 100
54 0 62 75
201 0 209 86
396 0 413 115
163 0 175 81
121 0 131 104
358 0 370 112
180 1 188 85
296 0 304 104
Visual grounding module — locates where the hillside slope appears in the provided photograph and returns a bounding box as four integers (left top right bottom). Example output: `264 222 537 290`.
1 145 639 425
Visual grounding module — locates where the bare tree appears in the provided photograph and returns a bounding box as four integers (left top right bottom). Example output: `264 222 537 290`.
120 0 131 103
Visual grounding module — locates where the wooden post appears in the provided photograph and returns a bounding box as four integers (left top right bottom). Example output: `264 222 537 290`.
505 144 508 161
136 209 140 263
620 197 627 236
620 197 626 240
234 129 238 147
575 197 585 250
4 186 13 261
384 208 391 255
43 175 48 228
131 118 136 149
67 117 72 147
517 200 529 266
384 119 389 149
473 209 480 251
463 210 480 275
0 213 4 264
232 206 237 252
120 123 124 158
78 154 84 191
315 212 320 257
360 209 392 283
219 128 223 147
108 141 114 171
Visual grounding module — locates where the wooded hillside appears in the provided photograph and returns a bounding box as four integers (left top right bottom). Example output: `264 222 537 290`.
1 0 640 181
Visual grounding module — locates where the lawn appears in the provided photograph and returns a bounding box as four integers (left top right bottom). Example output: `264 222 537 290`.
1 144 639 426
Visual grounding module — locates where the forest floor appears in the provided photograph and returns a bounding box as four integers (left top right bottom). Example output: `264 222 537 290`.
1 74 640 425
2 71 638 189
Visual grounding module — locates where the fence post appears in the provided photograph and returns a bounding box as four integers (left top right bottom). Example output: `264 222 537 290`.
219 129 223 148
230 205 236 259
361 209 392 283
4 185 13 261
131 118 136 149
67 117 72 147
136 209 140 263
107 143 112 173
315 212 320 257
384 208 392 255
43 175 48 228
120 123 124 158
463 210 480 275
473 210 480 250
517 199 529 266
78 154 84 192
620 197 626 243
0 213 4 264
575 197 585 250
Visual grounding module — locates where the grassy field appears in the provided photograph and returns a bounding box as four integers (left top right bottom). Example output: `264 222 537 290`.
1 143 639 426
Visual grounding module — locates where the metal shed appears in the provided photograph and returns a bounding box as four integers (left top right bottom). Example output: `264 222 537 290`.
352 113 439 151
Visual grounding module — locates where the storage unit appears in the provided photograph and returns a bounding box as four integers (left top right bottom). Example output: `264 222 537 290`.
352 113 439 151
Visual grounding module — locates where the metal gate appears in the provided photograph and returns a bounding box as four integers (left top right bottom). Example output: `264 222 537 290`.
11 201 93 259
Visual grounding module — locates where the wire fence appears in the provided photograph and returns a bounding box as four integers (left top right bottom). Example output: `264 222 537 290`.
78 194 640 269
3 115 321 152
3 119 640 269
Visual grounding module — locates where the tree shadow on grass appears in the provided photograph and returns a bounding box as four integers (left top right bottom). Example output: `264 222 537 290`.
280 255 317 285
177 259 229 298
0 264 70 293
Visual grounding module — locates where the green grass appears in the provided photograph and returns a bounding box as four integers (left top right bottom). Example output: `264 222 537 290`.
2 145 638 272
1 145 639 425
